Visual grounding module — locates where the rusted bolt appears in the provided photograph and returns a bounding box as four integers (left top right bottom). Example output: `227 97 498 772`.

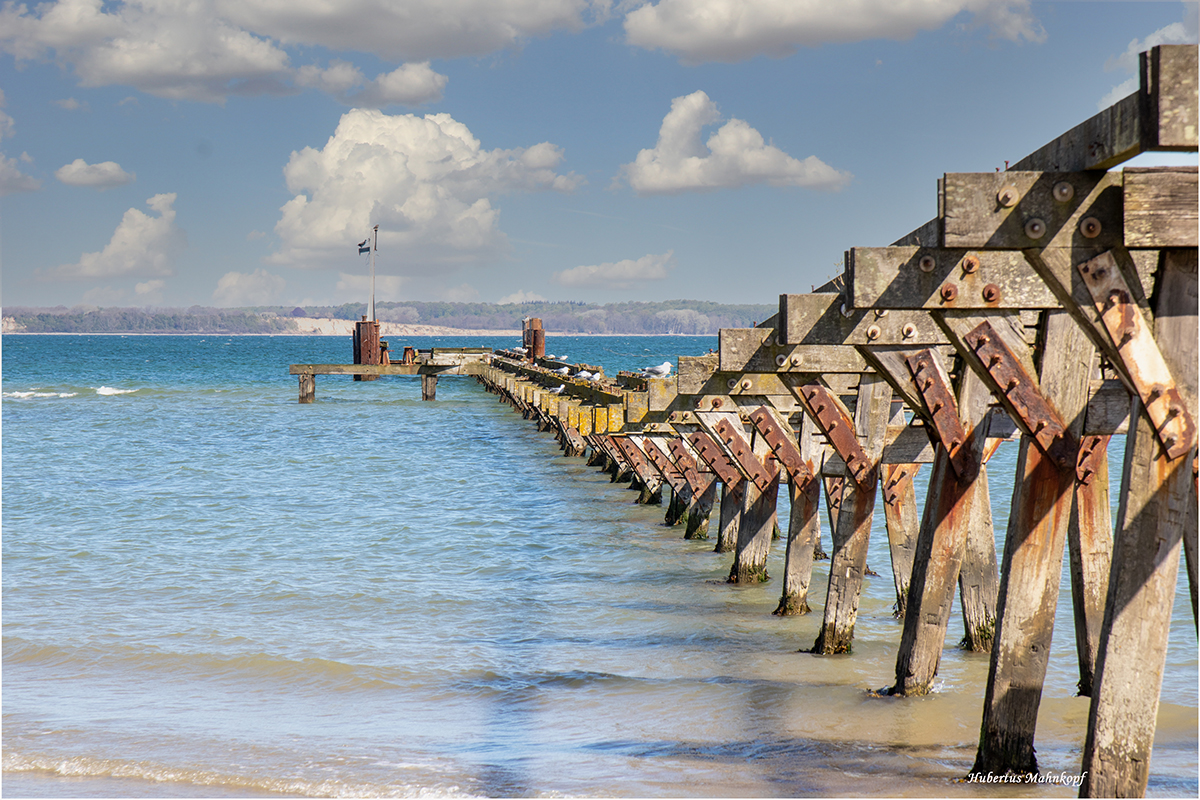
912 361 926 374
1148 386 1164 401
791 355 802 367
902 323 916 338
711 397 723 409
1079 468 1094 482
962 255 980 274
940 283 959 302
740 379 752 390
982 283 1001 303
694 398 703 409
1024 218 1046 239
1079 217 1102 239
727 377 738 389
931 400 944 413
866 324 882 340
1163 434 1178 450
948 438 961 449
875 309 888 318
988 355 1001 367
918 255 936 273
997 186 1020 207
922 378 933 390
827 420 839 430
1052 182 1075 202
1034 420 1047 433
839 303 853 318
775 354 787 367
1005 378 1018 392
1166 405 1182 420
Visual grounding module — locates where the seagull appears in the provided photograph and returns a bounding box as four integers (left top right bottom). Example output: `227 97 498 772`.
555 367 570 375
576 370 593 380
550 385 565 395
513 346 527 354
641 361 672 378
556 355 568 362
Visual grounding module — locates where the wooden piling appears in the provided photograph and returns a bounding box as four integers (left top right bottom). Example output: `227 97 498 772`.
298 372 315 404
727 430 779 584
716 481 743 554
972 312 1096 777
890 362 991 695
880 463 919 618
420 373 438 401
1068 432 1113 696
1081 249 1197 797
812 374 892 654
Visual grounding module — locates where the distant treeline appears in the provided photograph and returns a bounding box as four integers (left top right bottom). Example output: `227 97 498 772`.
4 300 777 335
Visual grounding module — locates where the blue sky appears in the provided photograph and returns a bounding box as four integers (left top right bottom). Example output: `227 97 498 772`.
1 1 1196 310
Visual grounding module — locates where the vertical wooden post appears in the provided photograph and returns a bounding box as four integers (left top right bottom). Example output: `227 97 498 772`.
1069 432 1114 696
776 414 822 615
421 373 438 401
972 312 1096 777
715 481 743 553
298 372 315 404
354 317 381 381
958 468 1000 651
685 475 717 539
728 431 779 584
1082 250 1198 797
812 374 892 654
890 363 991 695
880 463 920 618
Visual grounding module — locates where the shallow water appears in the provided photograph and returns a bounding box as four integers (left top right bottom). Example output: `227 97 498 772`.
3 335 1196 797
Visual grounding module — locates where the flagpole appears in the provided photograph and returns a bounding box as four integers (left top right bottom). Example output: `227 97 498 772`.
369 225 378 321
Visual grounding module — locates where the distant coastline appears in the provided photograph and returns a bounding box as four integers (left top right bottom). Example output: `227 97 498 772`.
3 299 772 336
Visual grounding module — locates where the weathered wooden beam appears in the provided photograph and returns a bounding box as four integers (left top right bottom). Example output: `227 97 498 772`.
720 327 868 373
848 247 1061 310
1011 45 1197 171
779 294 947 346
943 171 1123 250
791 382 874 486
1124 168 1198 248
1082 248 1198 797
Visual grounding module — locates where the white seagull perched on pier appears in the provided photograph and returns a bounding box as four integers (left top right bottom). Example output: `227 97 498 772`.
555 366 570 375
550 385 565 395
576 370 593 380
641 361 673 378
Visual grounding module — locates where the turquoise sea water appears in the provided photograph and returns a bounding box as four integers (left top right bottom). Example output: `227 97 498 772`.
2 334 1196 798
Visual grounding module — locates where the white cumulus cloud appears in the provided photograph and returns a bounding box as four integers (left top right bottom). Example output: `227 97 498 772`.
617 91 850 194
55 158 136 189
497 289 548 304
623 0 1044 63
0 153 42 196
270 108 581 270
41 193 184 280
0 0 592 103
295 61 447 107
553 251 675 289
1098 10 1198 109
134 278 166 304
212 268 286 305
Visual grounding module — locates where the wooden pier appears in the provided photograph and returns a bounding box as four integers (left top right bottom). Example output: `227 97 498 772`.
292 44 1197 798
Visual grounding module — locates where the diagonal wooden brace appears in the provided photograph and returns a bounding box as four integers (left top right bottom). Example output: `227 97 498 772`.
1078 250 1197 460
906 349 976 480
1075 434 1108 485
962 320 1077 471
668 438 709 494
712 417 778 493
747 406 814 485
641 437 688 493
612 436 656 485
793 382 875 486
687 431 743 487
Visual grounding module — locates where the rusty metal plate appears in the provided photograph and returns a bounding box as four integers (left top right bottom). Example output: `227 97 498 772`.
611 436 652 482
712 417 776 493
795 383 874 486
641 437 687 491
747 406 813 484
1078 250 1197 460
1075 435 1108 485
906 349 975 480
687 431 743 486
962 320 1077 470
668 438 706 491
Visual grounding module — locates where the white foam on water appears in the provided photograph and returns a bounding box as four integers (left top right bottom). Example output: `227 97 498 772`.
4 391 79 399
95 386 137 396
